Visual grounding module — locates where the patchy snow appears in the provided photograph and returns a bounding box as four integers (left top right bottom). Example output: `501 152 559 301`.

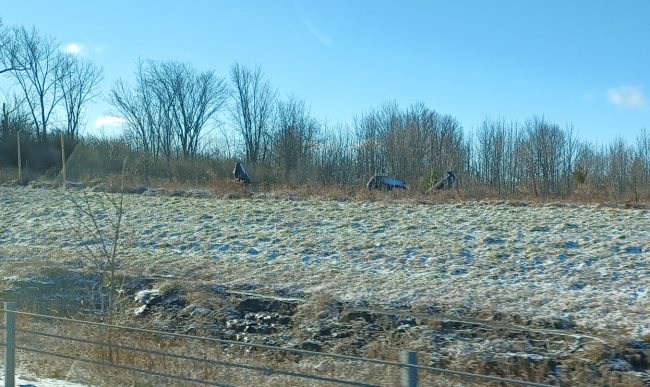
1 186 649 342
0 365 88 387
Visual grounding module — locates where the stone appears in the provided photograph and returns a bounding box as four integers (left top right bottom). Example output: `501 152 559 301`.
301 340 322 352
134 289 162 305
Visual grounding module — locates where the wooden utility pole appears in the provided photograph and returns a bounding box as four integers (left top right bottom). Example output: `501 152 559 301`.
61 132 66 184
17 131 21 181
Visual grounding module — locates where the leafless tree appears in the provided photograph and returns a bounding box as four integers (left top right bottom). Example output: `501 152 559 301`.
630 155 645 202
313 123 355 185
109 66 153 153
230 63 276 164
111 60 228 160
6 26 69 142
64 159 127 330
522 116 565 196
0 19 23 75
353 102 468 190
0 19 11 74
59 54 103 141
1 94 31 137
608 137 632 196
636 127 650 183
354 108 384 177
150 61 229 159
561 124 579 195
476 118 508 194
272 96 319 182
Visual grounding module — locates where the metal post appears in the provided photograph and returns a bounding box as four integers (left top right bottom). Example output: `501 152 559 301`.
400 350 418 387
4 302 16 387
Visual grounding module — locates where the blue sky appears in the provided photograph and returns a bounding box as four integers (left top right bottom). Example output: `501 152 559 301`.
1 0 649 143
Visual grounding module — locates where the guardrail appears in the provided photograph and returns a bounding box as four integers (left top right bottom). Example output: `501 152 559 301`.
1 302 554 387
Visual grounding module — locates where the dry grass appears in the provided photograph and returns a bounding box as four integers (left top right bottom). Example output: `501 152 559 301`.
15 312 578 387
13 315 642 387
12 312 406 387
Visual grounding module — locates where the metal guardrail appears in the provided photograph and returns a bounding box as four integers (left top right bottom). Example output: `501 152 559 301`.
1 302 555 387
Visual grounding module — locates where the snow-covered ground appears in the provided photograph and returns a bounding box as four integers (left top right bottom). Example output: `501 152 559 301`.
0 365 88 386
1 186 649 342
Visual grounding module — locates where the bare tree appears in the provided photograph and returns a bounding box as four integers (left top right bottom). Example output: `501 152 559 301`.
110 60 228 160
476 117 508 194
0 19 13 74
0 95 32 169
561 124 579 195
354 108 384 177
150 61 229 159
313 123 355 185
64 160 127 329
7 26 69 142
636 127 650 184
0 19 24 75
608 137 631 196
59 54 103 141
273 96 319 182
109 60 165 156
354 102 467 191
523 116 565 196
230 63 276 164
1 94 31 137
109 74 152 153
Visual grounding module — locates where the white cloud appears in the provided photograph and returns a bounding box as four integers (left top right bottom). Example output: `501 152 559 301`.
607 86 647 109
64 43 85 55
95 116 125 128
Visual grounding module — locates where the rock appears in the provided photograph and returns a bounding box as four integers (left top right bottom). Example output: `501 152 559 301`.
133 304 148 316
313 360 333 372
134 289 162 305
397 315 417 326
331 330 353 339
238 297 298 315
301 340 322 352
341 311 375 323
133 288 186 310
182 304 212 317
226 319 248 332
245 325 273 334
610 359 633 372
211 284 227 294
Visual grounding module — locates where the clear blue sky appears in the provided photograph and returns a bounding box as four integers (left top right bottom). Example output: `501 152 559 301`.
1 0 649 143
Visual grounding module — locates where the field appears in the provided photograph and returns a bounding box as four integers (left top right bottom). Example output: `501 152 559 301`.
1 184 649 385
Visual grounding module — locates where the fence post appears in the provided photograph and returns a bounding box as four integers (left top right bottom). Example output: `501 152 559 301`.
4 302 16 387
60 132 66 185
17 132 22 182
400 350 418 387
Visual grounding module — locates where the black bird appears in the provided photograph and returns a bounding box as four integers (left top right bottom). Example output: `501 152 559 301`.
233 162 252 184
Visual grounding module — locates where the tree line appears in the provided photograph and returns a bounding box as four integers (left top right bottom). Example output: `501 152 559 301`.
1 19 649 200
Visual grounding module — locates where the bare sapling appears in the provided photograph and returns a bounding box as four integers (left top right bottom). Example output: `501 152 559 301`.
63 159 128 366
63 159 127 324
